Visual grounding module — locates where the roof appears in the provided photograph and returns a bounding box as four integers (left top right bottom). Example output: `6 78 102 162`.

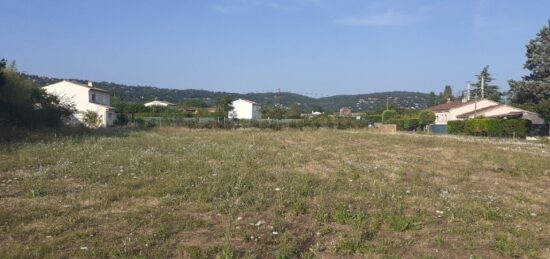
43 80 110 94
66 80 110 93
234 99 259 105
456 105 501 118
429 100 474 112
145 100 176 105
455 104 531 119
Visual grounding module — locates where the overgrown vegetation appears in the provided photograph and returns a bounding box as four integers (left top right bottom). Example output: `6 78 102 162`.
0 59 73 130
1 128 549 258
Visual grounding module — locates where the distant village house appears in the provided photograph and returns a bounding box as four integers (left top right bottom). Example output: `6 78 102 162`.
339 107 353 117
144 100 177 108
228 99 261 120
430 99 544 126
42 81 115 127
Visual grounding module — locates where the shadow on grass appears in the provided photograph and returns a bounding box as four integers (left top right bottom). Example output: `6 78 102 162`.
0 125 151 147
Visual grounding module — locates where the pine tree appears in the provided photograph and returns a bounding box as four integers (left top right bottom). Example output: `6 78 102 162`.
509 20 550 104
472 65 501 102
441 85 453 103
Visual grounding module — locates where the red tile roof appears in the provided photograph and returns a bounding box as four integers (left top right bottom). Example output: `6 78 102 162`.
429 101 471 112
456 105 501 118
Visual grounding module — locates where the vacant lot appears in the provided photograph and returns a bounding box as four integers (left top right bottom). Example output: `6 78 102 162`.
1 128 549 258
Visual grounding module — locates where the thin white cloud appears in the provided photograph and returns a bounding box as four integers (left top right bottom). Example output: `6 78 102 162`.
334 10 417 26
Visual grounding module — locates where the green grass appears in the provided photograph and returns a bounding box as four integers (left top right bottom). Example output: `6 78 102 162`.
1 128 549 258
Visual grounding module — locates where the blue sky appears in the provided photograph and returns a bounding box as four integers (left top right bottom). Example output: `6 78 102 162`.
1 0 549 96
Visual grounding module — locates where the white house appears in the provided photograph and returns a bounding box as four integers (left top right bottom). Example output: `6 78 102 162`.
144 100 176 108
430 99 544 125
228 99 261 120
42 80 115 127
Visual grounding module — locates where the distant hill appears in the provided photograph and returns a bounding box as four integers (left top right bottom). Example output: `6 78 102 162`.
22 74 430 112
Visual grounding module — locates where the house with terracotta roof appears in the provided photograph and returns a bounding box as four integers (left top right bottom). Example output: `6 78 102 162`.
42 80 115 127
228 99 261 120
430 99 544 125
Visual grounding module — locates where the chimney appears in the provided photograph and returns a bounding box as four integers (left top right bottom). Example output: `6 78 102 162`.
87 81 93 87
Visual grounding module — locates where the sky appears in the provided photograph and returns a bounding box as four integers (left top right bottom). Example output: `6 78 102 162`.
1 0 549 97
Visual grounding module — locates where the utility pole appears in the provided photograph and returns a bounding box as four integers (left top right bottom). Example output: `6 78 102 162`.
467 81 471 101
474 92 478 118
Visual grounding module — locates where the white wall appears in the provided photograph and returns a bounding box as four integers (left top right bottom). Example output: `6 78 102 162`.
228 100 261 120
43 81 114 127
448 99 498 121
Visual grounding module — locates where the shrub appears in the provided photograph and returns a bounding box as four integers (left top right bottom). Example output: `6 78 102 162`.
83 110 103 128
382 110 397 123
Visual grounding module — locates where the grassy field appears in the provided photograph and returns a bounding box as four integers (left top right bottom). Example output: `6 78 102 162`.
1 128 549 258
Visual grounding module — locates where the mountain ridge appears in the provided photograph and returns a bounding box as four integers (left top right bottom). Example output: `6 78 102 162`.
22 74 430 112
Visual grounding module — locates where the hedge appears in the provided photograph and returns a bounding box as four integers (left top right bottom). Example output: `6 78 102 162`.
447 120 465 134
447 118 529 138
382 110 397 123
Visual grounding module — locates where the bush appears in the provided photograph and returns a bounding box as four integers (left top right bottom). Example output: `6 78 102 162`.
83 110 103 128
382 110 397 123
418 110 435 126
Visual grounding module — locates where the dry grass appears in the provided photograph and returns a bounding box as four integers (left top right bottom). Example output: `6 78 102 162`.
1 128 549 258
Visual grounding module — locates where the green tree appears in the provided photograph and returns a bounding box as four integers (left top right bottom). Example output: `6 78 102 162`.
381 110 397 123
285 104 302 119
418 110 436 126
0 59 73 129
262 106 285 119
509 20 550 104
441 85 454 103
472 66 501 101
216 96 232 114
426 91 438 107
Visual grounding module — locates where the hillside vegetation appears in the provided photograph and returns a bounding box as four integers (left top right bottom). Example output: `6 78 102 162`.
1 128 549 258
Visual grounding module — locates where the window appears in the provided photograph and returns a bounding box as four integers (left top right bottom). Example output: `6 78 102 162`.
108 112 113 119
91 94 96 102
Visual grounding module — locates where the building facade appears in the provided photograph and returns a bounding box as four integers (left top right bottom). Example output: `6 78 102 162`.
42 81 115 127
228 99 261 120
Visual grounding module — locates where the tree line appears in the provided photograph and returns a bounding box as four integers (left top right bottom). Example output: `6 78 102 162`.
425 20 550 121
